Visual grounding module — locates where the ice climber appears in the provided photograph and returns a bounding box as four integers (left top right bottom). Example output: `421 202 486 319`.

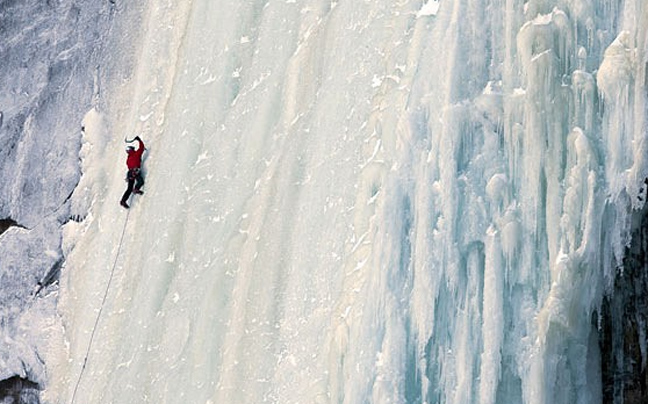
120 136 146 209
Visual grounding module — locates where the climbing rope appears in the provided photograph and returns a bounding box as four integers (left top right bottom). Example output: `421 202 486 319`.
70 209 131 404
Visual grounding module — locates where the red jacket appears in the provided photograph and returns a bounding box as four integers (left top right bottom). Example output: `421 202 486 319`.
126 139 145 169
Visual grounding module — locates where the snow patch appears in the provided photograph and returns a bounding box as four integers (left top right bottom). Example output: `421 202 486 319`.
417 0 440 17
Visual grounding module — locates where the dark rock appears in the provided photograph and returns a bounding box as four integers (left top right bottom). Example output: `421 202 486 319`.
0 218 20 235
600 198 648 404
0 376 40 404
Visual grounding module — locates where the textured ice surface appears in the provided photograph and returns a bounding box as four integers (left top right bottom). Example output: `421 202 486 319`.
50 1 648 403
1 0 647 404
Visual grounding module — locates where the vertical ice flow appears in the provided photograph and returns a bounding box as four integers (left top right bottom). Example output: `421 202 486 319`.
48 0 648 404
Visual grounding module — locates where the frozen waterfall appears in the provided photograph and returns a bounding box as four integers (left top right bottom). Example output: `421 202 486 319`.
1 0 647 404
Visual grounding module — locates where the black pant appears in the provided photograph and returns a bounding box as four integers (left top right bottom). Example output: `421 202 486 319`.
121 169 144 203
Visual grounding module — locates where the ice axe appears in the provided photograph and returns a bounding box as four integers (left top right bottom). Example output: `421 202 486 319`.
125 136 147 151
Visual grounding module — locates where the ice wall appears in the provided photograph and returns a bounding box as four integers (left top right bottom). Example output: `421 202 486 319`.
41 1 648 404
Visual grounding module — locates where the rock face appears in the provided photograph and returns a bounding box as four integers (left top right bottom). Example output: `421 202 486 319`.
0 376 39 404
601 192 648 404
0 219 19 235
0 0 149 398
0 1 116 401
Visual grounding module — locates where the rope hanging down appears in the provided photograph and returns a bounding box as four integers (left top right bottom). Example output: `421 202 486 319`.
70 209 131 404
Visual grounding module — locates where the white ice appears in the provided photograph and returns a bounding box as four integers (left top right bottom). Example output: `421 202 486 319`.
42 0 648 404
